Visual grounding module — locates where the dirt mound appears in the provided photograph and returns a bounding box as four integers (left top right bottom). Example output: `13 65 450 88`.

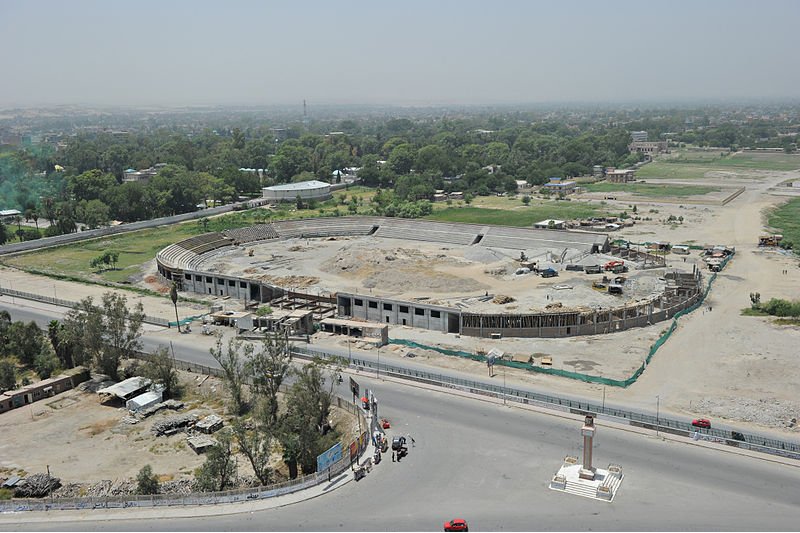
493 295 515 304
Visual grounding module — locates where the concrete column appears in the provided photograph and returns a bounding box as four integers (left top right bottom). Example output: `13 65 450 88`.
579 415 596 480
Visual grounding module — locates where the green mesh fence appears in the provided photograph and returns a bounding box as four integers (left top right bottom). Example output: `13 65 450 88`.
168 313 209 327
389 252 734 388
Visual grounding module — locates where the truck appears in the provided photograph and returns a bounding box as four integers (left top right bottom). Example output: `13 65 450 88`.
604 260 624 271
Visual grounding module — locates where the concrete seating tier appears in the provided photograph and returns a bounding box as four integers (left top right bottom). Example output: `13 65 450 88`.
223 224 279 243
479 235 548 251
174 232 227 252
273 217 379 239
156 244 200 270
374 219 478 245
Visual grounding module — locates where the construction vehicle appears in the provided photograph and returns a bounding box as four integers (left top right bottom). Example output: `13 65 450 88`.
759 234 783 247
604 260 624 271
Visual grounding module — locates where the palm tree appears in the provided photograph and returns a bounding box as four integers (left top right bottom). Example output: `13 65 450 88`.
170 282 181 333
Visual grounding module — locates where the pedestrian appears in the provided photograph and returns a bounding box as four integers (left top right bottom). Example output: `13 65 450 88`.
392 451 395 462
410 436 416 447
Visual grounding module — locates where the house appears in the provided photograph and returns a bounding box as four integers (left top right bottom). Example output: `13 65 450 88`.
605 168 636 183
122 165 162 183
533 219 566 230
448 191 464 200
515 180 530 191
542 177 577 194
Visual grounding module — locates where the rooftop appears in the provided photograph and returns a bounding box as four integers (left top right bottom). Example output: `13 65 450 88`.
263 180 330 191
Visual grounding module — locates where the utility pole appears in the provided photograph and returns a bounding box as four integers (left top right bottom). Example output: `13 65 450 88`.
602 386 606 411
503 364 506 406
656 395 660 437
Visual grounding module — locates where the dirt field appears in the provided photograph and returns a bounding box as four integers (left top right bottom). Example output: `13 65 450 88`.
0 370 360 489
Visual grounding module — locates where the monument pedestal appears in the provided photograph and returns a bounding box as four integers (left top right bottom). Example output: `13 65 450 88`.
578 467 596 481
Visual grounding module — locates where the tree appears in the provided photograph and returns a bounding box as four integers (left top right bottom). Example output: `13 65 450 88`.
0 359 16 392
48 320 75 369
195 431 237 492
282 360 340 474
34 349 59 379
233 420 273 486
210 336 250 415
0 220 8 245
62 293 145 380
247 331 292 427
142 346 179 399
4 321 45 367
136 465 160 495
522 195 531 205
77 199 111 229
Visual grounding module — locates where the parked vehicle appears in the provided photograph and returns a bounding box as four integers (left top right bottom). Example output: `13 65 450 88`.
444 519 469 532
604 260 624 271
584 265 602 274
692 418 711 429
540 268 558 278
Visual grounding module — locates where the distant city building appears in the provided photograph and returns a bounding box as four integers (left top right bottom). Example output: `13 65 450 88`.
630 130 649 142
262 180 332 203
542 177 577 194
122 163 166 183
604 168 636 183
628 141 668 155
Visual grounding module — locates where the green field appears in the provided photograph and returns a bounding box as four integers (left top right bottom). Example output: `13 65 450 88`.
585 182 720 197
426 202 603 227
638 151 800 180
767 197 800 251
3 223 201 283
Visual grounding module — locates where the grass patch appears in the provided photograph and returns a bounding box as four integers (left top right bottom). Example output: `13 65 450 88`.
767 197 800 252
426 202 603 226
585 182 720 197
0 488 14 500
774 318 800 326
79 419 117 436
741 308 769 316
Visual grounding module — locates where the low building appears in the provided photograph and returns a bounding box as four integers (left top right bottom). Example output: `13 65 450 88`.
533 219 566 230
196 414 224 434
630 131 649 142
0 367 90 414
542 177 577 194
319 318 389 346
262 180 332 203
0 209 22 223
515 180 530 191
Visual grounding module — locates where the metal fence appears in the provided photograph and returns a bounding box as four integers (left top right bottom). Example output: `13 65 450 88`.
292 346 800 461
0 355 369 513
0 287 171 327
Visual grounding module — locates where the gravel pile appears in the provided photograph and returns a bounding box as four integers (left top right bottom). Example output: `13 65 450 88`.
159 479 195 495
14 473 61 497
694 397 800 430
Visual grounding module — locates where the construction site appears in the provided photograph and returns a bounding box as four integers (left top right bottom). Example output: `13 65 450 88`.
156 217 703 339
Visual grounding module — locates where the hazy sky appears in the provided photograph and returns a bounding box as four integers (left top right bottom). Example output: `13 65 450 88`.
2 0 799 107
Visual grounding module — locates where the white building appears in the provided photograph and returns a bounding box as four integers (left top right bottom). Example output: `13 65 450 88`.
262 180 332 203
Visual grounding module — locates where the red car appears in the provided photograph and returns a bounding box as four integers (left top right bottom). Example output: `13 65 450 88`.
444 519 469 532
692 418 711 429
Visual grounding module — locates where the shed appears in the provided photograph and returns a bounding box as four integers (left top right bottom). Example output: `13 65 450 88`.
533 219 566 230
97 377 152 402
126 390 163 413
2 475 21 488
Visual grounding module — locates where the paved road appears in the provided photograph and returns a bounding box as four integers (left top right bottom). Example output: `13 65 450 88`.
8 372 800 531
4 297 800 446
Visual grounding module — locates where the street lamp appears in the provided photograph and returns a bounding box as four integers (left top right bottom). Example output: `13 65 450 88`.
377 344 381 380
503 363 506 406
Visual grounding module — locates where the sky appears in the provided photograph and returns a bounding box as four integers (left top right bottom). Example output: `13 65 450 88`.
1 0 799 107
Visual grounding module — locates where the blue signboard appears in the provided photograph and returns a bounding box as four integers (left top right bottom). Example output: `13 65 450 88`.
316 442 342 472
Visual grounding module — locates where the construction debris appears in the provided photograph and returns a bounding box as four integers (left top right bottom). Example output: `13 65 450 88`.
151 413 198 436
139 399 185 419
187 435 218 454
492 295 515 305
15 473 61 497
195 414 223 434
